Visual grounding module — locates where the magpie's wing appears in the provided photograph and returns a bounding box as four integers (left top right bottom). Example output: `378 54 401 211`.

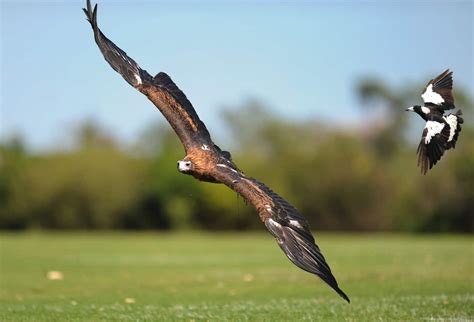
83 0 213 152
416 120 451 174
421 69 455 111
213 165 349 302
443 111 463 150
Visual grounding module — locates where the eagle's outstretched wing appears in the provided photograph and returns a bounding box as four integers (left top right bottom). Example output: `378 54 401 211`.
421 69 455 111
84 0 348 302
83 0 213 152
213 165 350 302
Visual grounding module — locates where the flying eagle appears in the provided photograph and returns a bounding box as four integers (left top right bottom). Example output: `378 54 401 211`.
83 0 349 302
405 69 463 174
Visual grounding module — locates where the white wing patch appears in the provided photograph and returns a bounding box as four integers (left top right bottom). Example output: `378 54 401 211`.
289 219 303 229
134 73 142 85
421 84 444 105
424 121 445 144
268 218 282 229
266 218 284 245
443 115 458 142
216 163 238 173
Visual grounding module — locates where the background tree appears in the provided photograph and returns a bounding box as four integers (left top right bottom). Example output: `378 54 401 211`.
1 79 472 232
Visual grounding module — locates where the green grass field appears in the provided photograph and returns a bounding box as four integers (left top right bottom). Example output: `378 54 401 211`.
0 233 472 321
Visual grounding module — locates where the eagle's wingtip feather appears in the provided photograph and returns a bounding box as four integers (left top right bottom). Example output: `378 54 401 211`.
83 0 98 30
336 287 350 303
92 4 98 28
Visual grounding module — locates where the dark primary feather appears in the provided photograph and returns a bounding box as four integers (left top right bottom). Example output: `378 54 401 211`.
429 69 453 91
83 1 149 87
215 167 350 302
417 124 450 175
422 69 455 110
83 0 212 151
257 181 350 302
264 219 350 303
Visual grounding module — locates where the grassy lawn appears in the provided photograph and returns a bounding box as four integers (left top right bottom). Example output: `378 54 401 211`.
0 232 472 321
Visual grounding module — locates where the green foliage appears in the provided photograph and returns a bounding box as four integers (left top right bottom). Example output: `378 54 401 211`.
0 124 149 229
7 149 147 229
0 137 29 229
390 128 474 232
0 233 472 321
0 82 472 232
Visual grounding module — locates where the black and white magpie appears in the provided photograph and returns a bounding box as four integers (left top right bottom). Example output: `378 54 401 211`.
406 69 463 174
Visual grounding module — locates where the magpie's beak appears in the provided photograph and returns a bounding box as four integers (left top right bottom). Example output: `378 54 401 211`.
405 107 414 112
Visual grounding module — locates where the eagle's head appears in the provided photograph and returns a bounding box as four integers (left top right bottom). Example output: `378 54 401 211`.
177 159 194 174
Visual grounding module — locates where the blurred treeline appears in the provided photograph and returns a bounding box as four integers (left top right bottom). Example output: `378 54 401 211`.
1 79 473 232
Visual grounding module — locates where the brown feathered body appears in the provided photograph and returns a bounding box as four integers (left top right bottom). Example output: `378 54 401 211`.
83 0 349 302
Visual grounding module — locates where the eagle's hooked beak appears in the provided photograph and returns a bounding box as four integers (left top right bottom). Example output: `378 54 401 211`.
405 106 414 112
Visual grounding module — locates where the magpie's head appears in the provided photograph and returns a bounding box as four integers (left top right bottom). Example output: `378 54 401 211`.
177 159 194 174
405 105 427 116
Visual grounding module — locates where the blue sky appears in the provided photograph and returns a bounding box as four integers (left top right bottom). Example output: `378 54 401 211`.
1 0 473 150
